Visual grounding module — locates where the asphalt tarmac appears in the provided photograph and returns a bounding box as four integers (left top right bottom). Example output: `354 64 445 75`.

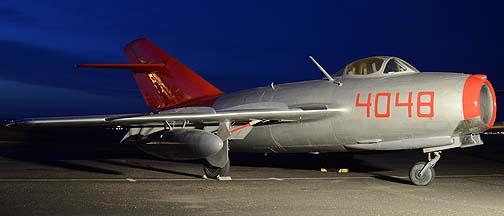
0 128 503 215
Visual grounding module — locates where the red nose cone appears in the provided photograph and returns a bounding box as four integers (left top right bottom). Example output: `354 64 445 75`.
462 74 497 128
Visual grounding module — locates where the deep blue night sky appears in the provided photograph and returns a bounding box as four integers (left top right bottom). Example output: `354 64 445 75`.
1 0 503 119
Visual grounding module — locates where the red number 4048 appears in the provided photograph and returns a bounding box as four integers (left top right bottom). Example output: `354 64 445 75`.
355 91 434 118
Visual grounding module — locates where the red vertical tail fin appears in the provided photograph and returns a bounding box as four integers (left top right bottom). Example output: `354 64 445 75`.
123 38 222 111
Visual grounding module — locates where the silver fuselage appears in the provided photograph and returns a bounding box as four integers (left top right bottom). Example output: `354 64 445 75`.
214 72 471 153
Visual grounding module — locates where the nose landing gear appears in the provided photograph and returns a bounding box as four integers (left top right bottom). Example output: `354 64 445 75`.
409 151 441 186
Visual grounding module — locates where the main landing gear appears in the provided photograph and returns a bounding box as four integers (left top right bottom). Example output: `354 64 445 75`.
202 120 232 180
409 151 441 186
203 159 230 179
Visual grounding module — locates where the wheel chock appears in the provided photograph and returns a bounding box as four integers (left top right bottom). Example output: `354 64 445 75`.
320 168 328 173
338 168 349 173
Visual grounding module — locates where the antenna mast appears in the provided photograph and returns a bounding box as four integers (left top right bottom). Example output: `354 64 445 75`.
309 56 334 81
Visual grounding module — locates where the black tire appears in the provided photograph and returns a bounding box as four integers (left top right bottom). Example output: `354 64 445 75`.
409 162 435 186
203 160 230 178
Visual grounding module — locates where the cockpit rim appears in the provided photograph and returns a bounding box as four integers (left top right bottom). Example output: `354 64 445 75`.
331 56 420 79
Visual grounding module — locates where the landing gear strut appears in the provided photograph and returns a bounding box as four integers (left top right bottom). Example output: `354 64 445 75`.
203 120 232 180
409 151 441 186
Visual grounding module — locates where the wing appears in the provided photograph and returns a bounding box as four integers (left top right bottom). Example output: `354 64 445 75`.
9 105 342 128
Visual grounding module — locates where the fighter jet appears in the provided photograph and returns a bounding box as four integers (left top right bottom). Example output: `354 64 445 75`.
10 38 497 186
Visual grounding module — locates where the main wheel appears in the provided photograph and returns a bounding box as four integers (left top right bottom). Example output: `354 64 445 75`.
203 160 230 178
409 162 435 186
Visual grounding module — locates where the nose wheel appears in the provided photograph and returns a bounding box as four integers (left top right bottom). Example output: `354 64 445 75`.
409 151 441 186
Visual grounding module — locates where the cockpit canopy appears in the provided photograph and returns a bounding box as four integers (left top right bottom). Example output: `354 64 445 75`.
334 56 419 78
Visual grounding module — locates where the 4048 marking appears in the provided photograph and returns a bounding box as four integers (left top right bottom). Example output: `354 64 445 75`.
355 91 434 118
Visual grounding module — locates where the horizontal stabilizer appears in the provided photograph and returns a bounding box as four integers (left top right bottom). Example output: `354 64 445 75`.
77 63 166 72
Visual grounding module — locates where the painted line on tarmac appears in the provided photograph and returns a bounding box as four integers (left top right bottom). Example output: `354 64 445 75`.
0 178 152 182
0 174 503 182
0 177 372 182
237 176 375 181
436 174 504 178
125 178 137 182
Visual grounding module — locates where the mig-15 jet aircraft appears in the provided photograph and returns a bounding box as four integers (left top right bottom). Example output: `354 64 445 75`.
10 38 497 186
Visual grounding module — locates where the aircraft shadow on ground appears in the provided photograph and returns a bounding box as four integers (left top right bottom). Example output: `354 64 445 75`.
33 160 123 175
468 153 504 164
2 143 397 180
96 159 202 178
372 174 412 185
1 126 503 184
229 152 391 173
1 140 204 177
231 153 416 185
0 140 397 175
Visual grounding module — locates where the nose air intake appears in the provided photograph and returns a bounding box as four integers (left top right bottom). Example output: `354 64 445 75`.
462 74 497 129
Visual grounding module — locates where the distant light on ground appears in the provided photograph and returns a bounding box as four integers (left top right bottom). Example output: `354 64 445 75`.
482 131 504 135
